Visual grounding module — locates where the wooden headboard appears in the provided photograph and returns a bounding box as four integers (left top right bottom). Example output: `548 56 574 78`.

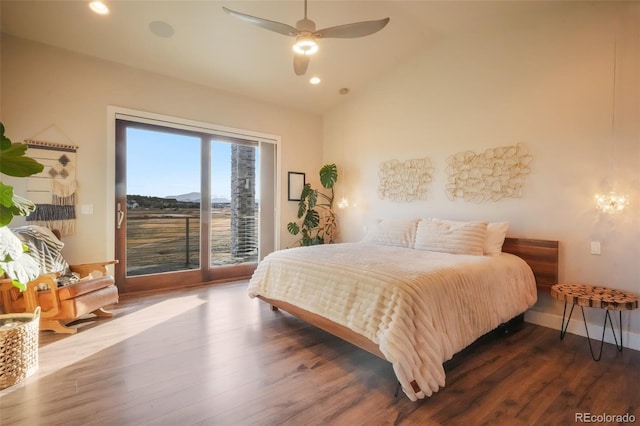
502 237 559 293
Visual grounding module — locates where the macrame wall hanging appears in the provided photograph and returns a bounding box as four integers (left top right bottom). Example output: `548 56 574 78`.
445 143 532 203
25 140 78 235
378 157 433 202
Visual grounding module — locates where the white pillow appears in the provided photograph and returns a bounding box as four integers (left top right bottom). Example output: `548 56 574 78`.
484 222 510 256
414 218 488 255
361 218 419 248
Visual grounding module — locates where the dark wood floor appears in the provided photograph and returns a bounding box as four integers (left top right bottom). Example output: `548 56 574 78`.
1 281 638 425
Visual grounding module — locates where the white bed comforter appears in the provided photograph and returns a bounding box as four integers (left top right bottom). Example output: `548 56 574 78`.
248 242 537 400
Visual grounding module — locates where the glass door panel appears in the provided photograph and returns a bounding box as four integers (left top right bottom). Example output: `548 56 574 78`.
125 127 202 277
210 141 259 267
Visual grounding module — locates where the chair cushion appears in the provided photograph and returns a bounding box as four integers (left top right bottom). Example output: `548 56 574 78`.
12 284 118 319
58 285 118 319
56 276 115 301
7 276 115 311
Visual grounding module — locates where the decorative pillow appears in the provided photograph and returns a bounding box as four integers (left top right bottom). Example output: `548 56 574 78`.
12 225 67 274
484 222 510 256
414 218 488 255
11 225 79 288
361 218 420 248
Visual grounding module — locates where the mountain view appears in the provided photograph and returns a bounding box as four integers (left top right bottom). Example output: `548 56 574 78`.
127 193 231 209
167 192 230 204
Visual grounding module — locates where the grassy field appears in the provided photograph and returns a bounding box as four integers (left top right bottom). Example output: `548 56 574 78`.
126 207 257 276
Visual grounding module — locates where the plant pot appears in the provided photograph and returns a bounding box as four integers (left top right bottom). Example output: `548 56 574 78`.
0 306 40 390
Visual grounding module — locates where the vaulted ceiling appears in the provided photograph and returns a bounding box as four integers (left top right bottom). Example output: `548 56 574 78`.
1 1 570 115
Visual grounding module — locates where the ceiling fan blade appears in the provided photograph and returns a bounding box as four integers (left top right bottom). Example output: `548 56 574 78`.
293 54 310 76
222 6 299 37
315 17 390 39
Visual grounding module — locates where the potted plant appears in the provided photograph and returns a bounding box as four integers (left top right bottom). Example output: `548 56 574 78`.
287 163 338 246
0 122 45 389
0 122 44 290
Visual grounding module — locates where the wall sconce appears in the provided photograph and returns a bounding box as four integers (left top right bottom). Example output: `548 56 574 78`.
337 197 349 209
595 192 628 214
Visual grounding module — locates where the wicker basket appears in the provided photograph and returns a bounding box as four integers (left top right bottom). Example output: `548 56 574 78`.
0 307 40 390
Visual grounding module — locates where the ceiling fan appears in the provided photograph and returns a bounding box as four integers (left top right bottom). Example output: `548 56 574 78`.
222 0 390 76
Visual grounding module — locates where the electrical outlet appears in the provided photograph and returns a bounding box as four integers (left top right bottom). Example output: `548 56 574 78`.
80 204 94 215
590 241 601 255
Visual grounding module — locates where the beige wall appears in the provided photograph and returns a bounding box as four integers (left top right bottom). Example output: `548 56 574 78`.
324 3 640 347
1 35 323 262
2 2 638 349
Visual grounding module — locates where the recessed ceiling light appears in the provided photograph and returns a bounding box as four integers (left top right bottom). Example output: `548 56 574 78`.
89 1 109 15
309 77 321 85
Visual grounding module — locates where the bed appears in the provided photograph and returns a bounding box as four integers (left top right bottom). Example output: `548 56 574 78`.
248 219 559 401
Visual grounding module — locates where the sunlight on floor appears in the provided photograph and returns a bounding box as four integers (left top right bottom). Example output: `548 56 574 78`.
4 295 206 393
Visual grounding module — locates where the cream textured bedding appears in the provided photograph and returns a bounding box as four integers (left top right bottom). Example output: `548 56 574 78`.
248 242 537 400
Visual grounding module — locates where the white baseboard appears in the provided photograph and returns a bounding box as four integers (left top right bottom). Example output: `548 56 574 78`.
525 310 640 352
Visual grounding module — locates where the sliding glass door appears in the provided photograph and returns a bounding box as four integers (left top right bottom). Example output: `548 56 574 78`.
114 116 276 293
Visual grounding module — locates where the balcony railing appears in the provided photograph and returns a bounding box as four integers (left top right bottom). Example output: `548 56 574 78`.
126 208 258 276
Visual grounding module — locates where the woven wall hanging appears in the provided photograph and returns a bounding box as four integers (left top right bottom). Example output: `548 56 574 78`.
378 157 433 202
445 143 532 203
25 140 78 235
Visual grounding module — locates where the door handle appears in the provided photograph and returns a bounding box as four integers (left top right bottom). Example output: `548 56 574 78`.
117 203 125 229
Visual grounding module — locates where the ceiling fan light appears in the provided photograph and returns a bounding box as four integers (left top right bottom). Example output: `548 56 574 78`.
293 36 318 55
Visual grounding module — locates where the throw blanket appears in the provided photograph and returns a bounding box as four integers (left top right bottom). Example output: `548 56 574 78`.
248 242 537 401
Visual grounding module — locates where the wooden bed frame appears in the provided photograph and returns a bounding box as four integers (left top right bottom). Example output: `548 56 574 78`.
259 237 559 364
501 237 559 293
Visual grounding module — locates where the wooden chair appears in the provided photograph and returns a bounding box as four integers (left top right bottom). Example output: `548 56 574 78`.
0 227 119 334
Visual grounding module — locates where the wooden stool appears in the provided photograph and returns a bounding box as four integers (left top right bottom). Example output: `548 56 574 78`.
551 283 639 361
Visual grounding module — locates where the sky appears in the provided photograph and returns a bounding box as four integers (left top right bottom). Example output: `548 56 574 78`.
126 127 256 199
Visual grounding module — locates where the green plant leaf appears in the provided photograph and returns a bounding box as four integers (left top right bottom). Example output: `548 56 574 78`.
319 164 338 189
0 123 44 177
300 183 313 199
0 182 15 208
309 236 324 245
0 188 36 226
9 193 36 216
303 209 320 229
0 123 11 150
287 222 300 235
0 142 44 177
0 209 11 227
301 229 311 246
296 198 306 219
11 280 26 292
0 183 17 226
307 189 318 210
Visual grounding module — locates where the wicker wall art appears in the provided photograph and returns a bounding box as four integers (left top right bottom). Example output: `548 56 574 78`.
378 157 433 202
445 143 532 203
